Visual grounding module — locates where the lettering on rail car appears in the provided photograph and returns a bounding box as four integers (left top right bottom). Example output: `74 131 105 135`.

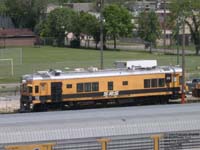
104 91 119 97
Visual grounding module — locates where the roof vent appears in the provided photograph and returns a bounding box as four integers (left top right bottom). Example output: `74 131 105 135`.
49 69 62 76
74 68 85 72
88 67 98 72
115 60 157 69
54 70 62 76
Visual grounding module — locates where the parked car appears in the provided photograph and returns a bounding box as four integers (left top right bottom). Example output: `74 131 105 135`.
186 78 200 94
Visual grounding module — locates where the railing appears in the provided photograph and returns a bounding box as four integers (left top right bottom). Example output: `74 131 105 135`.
1 130 200 150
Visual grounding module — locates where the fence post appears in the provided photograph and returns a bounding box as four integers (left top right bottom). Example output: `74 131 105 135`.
97 138 111 150
151 134 163 150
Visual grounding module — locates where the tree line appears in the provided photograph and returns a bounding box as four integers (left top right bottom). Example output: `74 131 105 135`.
0 0 200 55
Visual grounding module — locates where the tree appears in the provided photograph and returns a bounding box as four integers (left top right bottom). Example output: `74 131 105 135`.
0 1 7 15
169 0 200 55
137 11 161 53
39 7 78 46
4 0 47 29
103 4 133 49
79 12 100 49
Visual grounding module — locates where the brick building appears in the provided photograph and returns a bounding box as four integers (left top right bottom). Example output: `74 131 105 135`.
0 28 36 47
0 15 36 47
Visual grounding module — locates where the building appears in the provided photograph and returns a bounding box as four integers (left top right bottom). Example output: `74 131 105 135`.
0 15 15 29
0 29 36 47
46 3 94 13
0 15 36 47
132 0 191 46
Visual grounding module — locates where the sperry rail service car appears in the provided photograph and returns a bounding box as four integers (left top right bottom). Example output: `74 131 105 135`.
20 66 182 112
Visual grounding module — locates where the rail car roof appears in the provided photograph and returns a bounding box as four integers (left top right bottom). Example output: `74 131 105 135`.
0 103 200 144
22 66 182 81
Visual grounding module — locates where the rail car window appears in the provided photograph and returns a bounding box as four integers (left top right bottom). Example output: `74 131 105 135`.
22 85 27 93
151 79 158 87
35 86 39 93
77 83 83 92
28 86 32 93
92 82 99 91
165 73 172 83
85 83 92 92
159 78 165 87
108 82 113 90
66 84 72 88
122 81 128 86
144 79 151 88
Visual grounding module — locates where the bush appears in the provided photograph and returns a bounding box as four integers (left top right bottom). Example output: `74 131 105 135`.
70 39 80 48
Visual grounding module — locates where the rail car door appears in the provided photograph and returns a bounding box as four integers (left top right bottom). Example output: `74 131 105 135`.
51 82 62 102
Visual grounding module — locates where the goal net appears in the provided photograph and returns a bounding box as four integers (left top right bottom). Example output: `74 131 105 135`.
0 48 23 65
0 59 14 77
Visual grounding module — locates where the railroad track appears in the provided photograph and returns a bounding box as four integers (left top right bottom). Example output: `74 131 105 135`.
0 94 200 114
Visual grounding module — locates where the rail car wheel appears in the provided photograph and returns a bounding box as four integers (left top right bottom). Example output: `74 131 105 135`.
102 101 108 107
32 104 39 112
159 97 169 104
68 102 76 108
33 104 48 112
20 103 31 113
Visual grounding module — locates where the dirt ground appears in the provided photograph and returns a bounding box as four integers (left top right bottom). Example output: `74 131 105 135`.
0 96 20 113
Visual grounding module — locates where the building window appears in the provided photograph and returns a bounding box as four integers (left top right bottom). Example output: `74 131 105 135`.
108 81 113 90
122 81 128 86
159 78 165 87
66 84 72 88
77 83 83 92
35 86 39 93
151 79 158 88
92 82 99 91
85 83 91 92
144 79 151 88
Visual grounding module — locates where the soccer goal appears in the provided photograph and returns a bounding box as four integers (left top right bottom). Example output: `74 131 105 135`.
0 48 23 65
0 58 14 77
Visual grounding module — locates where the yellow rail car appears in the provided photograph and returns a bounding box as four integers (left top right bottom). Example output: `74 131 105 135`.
20 65 182 112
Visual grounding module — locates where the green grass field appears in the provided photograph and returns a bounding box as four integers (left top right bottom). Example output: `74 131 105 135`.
0 46 200 83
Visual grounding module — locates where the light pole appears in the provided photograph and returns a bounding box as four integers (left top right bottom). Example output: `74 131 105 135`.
177 0 186 104
163 0 166 52
97 0 104 70
181 18 186 104
176 17 180 65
